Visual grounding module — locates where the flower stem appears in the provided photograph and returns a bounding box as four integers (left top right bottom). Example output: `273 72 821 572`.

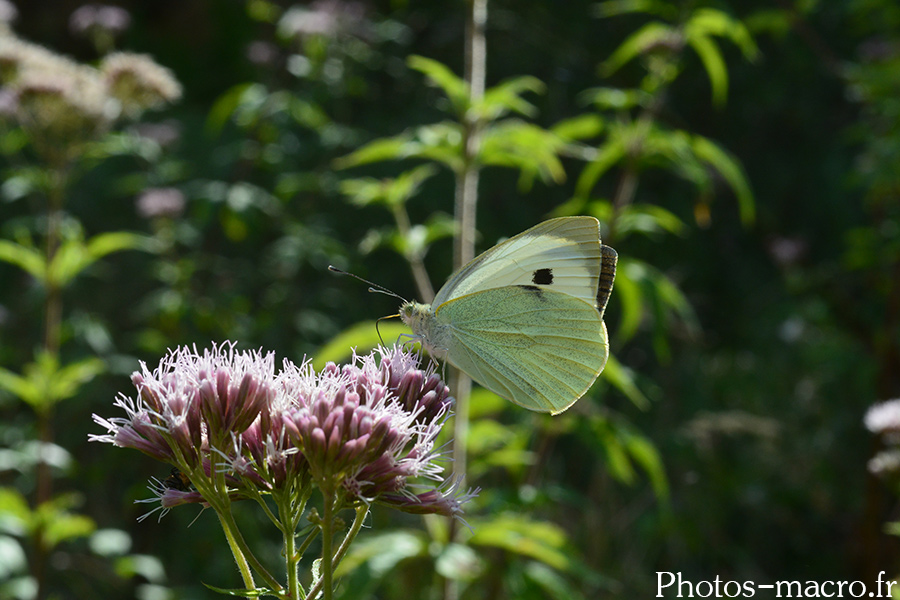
275 489 305 600
210 499 282 593
307 503 369 600
320 488 336 600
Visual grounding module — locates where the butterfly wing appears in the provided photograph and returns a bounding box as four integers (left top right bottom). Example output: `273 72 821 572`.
433 216 607 310
436 285 608 414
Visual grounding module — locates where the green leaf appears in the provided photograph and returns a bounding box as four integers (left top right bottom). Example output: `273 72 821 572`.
407 55 469 116
335 530 427 577
0 488 31 535
0 535 27 579
1 353 105 413
593 0 679 20
524 561 586 600
313 321 414 370
600 22 680 76
685 8 759 62
0 368 39 407
339 165 438 209
613 257 645 342
206 83 268 133
615 204 687 239
335 134 416 169
480 120 567 188
435 543 483 582
686 33 728 107
49 232 151 288
691 135 755 224
622 429 669 500
600 354 649 410
470 515 572 571
114 554 166 583
574 138 626 199
0 240 45 280
578 87 650 111
39 510 95 549
201 584 277 597
334 123 465 172
475 76 545 121
551 114 605 141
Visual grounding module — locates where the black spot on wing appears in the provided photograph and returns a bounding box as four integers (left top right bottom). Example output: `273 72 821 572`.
532 268 554 285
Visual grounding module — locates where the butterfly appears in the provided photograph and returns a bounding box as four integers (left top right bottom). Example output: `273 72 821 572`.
400 216 616 414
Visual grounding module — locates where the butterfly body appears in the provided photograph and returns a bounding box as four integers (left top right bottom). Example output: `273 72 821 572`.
399 216 616 414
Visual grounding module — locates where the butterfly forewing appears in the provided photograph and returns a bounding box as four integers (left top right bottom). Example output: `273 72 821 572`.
436 285 608 413
433 217 604 309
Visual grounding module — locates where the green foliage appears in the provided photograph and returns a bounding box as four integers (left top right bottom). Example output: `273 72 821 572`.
0 353 105 415
0 0 895 597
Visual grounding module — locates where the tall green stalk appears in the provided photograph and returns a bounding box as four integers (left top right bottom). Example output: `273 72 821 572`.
446 2 487 600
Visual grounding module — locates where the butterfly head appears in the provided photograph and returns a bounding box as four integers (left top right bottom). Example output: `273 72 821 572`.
399 301 431 333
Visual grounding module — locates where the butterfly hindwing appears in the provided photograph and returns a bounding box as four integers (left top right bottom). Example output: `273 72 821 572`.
433 216 604 309
435 285 608 414
597 244 617 317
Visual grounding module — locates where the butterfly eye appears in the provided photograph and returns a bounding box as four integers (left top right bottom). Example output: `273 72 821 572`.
531 268 554 285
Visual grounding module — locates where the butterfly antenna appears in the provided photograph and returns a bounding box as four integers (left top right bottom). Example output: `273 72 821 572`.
375 314 400 346
328 265 407 303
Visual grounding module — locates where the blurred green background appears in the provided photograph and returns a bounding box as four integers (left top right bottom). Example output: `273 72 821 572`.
1 0 899 598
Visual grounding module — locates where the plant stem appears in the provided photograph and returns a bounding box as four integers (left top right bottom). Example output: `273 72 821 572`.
320 487 336 600
215 508 257 590
445 3 487 600
392 204 435 303
277 491 302 600
306 503 369 600
33 164 69 600
205 491 281 593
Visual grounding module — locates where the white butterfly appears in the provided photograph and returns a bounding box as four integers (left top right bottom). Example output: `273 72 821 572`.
400 216 616 414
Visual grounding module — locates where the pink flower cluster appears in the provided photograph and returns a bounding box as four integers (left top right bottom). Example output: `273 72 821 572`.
91 342 474 520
